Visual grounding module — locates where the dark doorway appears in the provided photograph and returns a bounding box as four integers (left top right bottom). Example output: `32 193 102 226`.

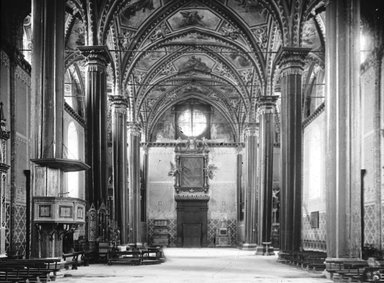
177 200 208 247
183 224 202 247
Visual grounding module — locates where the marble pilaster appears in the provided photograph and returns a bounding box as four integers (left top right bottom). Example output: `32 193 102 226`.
242 124 258 249
256 96 277 249
127 122 141 244
79 46 109 208
325 0 361 258
109 96 129 244
275 47 309 253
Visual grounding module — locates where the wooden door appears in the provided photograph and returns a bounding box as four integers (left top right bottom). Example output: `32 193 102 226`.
176 200 208 247
183 224 202 247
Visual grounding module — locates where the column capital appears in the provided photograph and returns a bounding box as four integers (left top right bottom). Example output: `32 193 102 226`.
109 95 129 109
257 95 278 115
79 46 109 69
275 47 311 76
243 123 258 137
127 122 141 136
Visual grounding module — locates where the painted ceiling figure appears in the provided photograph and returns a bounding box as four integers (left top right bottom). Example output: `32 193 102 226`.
179 56 210 73
179 11 205 27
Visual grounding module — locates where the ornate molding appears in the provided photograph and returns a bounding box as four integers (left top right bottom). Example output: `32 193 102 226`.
174 194 210 201
0 50 9 67
127 122 141 136
243 123 258 137
257 95 278 115
78 46 109 69
174 138 210 154
64 102 85 128
302 101 325 129
275 46 311 76
141 142 243 148
175 187 207 194
15 66 31 87
109 95 129 108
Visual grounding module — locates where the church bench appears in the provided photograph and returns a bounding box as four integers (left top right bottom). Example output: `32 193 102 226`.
300 252 326 270
107 249 143 265
0 267 52 283
0 258 61 281
62 251 87 270
141 246 165 264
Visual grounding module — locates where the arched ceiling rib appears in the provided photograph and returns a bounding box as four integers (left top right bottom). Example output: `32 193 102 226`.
109 0 280 134
62 0 325 141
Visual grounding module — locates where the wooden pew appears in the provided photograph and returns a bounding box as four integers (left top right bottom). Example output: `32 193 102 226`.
0 258 61 282
62 251 87 270
107 248 143 265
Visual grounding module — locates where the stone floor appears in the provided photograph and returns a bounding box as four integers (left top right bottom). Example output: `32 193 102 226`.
58 248 333 283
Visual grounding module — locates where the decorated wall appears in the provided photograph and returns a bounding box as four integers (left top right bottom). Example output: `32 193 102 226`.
146 145 238 246
302 110 326 251
360 53 383 249
0 49 32 256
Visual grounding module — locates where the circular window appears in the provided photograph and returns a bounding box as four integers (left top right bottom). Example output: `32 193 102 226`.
178 109 207 137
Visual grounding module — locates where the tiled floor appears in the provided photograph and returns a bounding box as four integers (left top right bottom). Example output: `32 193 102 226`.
58 248 333 283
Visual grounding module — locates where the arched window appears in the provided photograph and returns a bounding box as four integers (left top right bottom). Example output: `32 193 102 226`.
175 100 210 139
177 108 207 137
67 122 79 197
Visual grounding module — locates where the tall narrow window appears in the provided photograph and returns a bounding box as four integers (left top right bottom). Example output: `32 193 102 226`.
67 122 79 198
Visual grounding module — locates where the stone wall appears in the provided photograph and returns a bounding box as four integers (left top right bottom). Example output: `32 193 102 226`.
360 54 383 249
146 146 238 246
0 49 31 257
302 110 326 251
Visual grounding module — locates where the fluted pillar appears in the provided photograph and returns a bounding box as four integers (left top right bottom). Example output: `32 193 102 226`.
243 123 258 249
325 0 361 258
127 122 141 244
79 46 109 208
257 96 277 247
109 96 129 244
31 0 65 258
275 47 309 253
32 0 65 160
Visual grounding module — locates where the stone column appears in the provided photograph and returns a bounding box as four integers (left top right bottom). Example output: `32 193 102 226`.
31 0 65 258
242 124 258 249
109 96 129 244
236 145 243 224
256 96 277 249
325 0 361 258
79 46 109 208
275 47 309 253
127 122 141 244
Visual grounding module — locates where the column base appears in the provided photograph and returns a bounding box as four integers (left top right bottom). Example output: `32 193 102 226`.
255 242 275 256
242 243 257 250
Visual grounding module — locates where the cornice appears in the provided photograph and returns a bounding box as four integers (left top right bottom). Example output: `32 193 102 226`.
141 142 244 148
302 101 325 129
109 95 129 108
360 47 383 75
78 45 110 67
275 46 311 75
174 194 210 201
0 44 31 74
64 102 85 128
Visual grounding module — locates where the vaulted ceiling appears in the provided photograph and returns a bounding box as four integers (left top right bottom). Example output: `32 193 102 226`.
64 0 325 141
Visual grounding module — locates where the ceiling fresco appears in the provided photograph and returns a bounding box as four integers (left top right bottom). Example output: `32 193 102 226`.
168 9 221 31
63 0 325 142
227 0 269 27
119 0 161 29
